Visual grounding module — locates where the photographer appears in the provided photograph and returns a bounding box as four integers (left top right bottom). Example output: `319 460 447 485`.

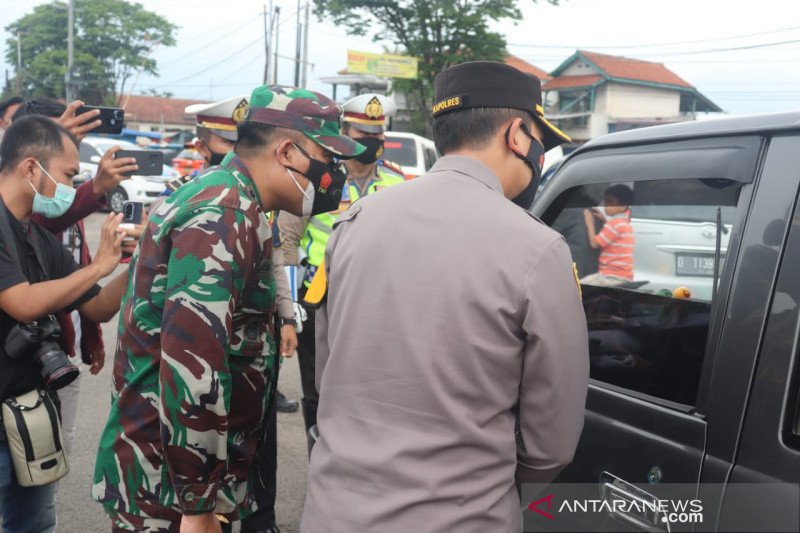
0 115 132 533
11 98 138 235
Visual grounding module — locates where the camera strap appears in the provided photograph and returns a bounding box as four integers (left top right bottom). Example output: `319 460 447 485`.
0 198 22 270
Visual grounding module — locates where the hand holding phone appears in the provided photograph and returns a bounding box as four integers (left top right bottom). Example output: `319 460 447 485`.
76 105 125 135
114 150 164 177
119 201 144 261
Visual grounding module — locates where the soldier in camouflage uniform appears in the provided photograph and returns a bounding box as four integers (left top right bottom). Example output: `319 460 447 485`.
92 85 363 532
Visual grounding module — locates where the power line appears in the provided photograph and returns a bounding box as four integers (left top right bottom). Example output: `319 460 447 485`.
147 34 265 89
507 25 800 50
158 13 262 68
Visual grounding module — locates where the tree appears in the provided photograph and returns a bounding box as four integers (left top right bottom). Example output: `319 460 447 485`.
5 0 176 104
141 88 175 98
314 0 558 135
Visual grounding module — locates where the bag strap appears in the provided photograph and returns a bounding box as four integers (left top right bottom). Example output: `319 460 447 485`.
0 197 48 279
0 198 21 269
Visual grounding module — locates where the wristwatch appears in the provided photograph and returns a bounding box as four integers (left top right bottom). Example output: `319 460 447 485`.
279 317 297 327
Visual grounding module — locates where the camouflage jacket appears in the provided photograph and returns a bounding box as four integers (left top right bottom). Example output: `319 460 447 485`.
92 152 278 526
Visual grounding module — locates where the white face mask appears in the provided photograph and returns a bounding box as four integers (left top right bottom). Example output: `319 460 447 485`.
286 167 315 217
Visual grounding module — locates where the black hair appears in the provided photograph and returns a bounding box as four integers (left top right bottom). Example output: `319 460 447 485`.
605 184 634 206
0 115 77 173
432 107 531 154
235 122 303 156
11 97 67 121
0 96 23 117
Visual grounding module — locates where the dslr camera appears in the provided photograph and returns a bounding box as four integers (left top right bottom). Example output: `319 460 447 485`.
4 315 79 390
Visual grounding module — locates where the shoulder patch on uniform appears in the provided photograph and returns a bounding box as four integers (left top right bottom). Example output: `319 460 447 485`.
303 260 327 308
573 262 582 297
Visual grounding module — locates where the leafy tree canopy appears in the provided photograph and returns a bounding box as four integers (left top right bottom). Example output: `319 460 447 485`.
5 0 176 104
314 0 558 134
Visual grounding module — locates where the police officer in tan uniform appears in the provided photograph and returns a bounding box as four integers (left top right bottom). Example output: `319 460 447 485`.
278 93 404 452
301 62 590 532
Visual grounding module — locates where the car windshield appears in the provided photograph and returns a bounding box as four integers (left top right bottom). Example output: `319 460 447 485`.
94 141 141 154
383 136 417 166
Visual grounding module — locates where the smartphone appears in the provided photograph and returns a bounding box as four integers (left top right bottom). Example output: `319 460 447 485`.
122 201 143 224
114 149 164 177
76 105 125 134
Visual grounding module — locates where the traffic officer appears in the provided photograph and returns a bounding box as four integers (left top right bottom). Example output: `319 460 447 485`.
278 92 405 453
301 62 590 532
162 95 249 194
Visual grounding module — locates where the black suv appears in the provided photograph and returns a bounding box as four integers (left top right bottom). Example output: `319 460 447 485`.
530 113 800 532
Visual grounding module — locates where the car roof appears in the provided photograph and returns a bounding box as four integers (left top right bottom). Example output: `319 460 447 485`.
385 131 436 147
581 111 800 152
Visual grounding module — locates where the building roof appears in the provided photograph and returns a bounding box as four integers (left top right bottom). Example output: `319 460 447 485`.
552 50 692 88
119 95 211 126
546 50 721 112
504 55 551 81
543 74 603 91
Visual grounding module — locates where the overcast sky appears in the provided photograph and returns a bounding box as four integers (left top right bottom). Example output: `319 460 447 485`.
2 0 800 115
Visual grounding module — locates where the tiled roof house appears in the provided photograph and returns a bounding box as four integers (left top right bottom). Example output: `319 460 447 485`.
542 50 721 141
119 94 210 134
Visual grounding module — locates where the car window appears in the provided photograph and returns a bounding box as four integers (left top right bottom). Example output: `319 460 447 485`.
423 147 437 170
177 149 203 160
549 178 745 406
94 141 140 154
383 137 417 167
78 143 97 163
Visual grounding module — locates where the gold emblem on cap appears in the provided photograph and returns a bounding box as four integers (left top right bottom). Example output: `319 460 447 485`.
365 96 383 119
232 99 248 123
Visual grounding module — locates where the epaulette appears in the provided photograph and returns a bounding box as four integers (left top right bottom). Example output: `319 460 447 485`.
378 159 405 178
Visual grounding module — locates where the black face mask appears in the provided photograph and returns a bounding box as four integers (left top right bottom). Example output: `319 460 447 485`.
288 143 347 216
207 151 226 166
353 137 385 165
507 123 546 210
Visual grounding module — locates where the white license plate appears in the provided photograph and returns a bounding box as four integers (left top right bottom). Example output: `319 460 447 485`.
675 253 723 277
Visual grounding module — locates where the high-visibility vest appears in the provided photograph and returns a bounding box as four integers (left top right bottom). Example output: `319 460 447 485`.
300 161 404 285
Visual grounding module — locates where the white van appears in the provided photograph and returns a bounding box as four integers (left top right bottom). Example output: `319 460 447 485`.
383 132 438 179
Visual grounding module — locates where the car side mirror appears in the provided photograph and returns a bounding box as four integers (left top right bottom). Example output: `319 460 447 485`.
90 155 101 164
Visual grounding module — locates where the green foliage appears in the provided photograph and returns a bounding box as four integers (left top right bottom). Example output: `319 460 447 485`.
141 87 175 98
5 0 176 103
314 0 558 135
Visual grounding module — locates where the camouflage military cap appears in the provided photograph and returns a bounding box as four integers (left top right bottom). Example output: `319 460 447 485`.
245 85 365 159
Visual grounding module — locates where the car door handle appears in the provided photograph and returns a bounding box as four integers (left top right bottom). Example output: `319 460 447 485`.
599 471 669 533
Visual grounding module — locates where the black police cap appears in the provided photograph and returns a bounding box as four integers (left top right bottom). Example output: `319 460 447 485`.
432 61 571 151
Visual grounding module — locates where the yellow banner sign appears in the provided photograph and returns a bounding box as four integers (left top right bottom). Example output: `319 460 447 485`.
347 50 418 79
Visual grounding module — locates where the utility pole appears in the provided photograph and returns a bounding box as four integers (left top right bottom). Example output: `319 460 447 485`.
262 2 271 85
65 0 75 101
301 2 310 88
273 6 281 84
15 32 22 96
294 0 302 86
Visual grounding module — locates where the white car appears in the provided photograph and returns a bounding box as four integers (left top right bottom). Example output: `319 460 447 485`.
383 132 438 179
630 205 734 302
76 136 180 213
